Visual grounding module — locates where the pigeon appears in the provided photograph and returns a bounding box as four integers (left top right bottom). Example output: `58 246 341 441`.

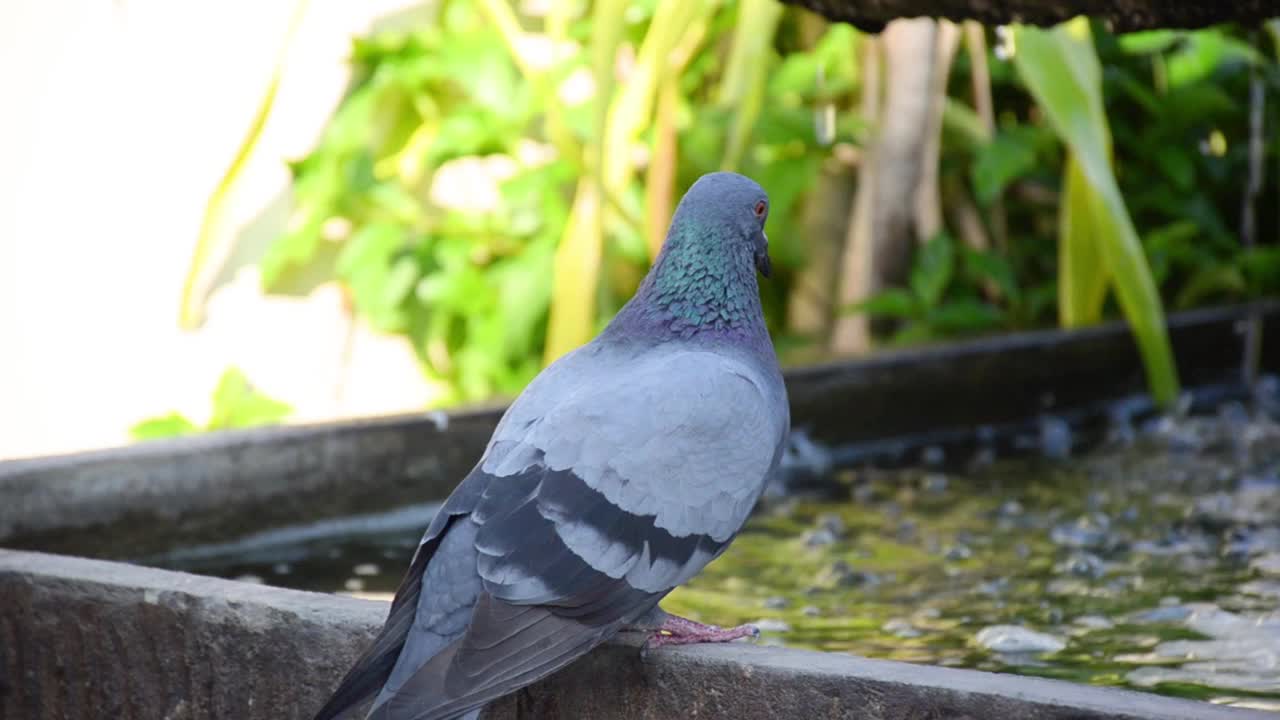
312 171 791 720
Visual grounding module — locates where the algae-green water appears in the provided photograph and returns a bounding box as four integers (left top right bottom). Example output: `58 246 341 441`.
157 413 1280 711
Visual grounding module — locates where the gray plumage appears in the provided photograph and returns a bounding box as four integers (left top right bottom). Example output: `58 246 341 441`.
312 172 790 720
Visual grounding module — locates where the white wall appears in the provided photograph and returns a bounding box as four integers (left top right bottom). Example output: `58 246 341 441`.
0 0 437 460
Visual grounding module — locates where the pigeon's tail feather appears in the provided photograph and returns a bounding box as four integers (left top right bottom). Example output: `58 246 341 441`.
310 516 463 720
371 594 617 720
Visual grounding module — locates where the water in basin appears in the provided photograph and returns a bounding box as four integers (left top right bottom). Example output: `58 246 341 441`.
146 402 1280 713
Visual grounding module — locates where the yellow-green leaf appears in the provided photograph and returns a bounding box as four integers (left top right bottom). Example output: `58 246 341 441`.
1012 18 1180 407
1058 155 1108 327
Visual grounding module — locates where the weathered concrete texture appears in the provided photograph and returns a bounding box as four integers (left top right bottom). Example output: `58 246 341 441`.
0 550 384 720
2 551 1273 720
782 0 1280 32
0 407 503 558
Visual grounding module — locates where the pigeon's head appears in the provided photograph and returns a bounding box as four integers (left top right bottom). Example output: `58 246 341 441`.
676 172 773 278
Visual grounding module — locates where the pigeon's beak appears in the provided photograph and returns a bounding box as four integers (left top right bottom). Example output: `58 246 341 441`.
754 233 772 278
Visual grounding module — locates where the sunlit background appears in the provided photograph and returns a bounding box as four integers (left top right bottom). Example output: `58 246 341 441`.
0 1 440 459
1 0 1276 460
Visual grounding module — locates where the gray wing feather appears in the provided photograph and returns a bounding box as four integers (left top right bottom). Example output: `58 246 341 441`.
485 347 787 540
310 474 488 720
375 518 482 708
372 596 612 720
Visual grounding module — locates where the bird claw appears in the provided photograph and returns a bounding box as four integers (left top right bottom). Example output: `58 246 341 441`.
640 616 761 657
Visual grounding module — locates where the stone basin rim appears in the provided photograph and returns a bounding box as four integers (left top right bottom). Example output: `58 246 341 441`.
1 550 1273 720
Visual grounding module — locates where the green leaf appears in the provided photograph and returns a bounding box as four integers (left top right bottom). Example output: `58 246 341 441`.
1166 30 1263 89
438 30 520 114
849 288 920 318
130 413 199 441
1142 220 1203 285
942 99 991 151
1108 66 1161 114
888 322 935 347
1242 246 1280 293
1117 30 1182 55
337 222 416 330
1013 19 1180 407
962 248 1020 301
910 233 956 308
208 367 293 431
1058 155 1108 326
928 299 1004 333
1162 83 1239 118
1025 283 1060 321
1174 264 1246 309
1153 149 1195 191
493 236 555 356
769 24 860 102
1142 220 1202 251
972 129 1039 205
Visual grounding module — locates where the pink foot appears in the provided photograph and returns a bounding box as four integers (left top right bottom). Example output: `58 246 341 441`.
645 614 760 649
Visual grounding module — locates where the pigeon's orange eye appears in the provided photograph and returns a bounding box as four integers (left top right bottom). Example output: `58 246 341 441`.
754 201 767 218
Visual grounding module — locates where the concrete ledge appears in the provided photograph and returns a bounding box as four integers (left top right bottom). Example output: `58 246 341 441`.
0 407 504 557
1 550 1271 720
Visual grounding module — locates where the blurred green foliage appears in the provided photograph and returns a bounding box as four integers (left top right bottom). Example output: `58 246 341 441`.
864 21 1280 349
853 232 1019 346
130 368 293 440
191 3 1277 415
261 1 867 404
